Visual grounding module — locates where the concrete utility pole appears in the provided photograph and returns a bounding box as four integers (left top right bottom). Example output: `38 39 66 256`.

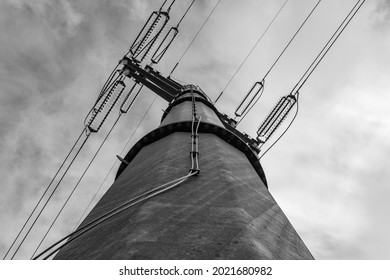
54 59 313 260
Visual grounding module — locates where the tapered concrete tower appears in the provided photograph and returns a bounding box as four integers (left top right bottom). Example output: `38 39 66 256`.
54 78 313 259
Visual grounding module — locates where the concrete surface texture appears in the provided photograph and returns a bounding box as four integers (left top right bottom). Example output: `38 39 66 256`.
54 90 313 259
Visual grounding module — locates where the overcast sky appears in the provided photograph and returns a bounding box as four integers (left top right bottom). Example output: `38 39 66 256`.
1 0 389 260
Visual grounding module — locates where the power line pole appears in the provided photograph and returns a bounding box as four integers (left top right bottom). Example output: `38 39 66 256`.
53 58 313 259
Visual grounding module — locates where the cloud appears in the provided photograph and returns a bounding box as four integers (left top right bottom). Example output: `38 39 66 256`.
372 0 390 28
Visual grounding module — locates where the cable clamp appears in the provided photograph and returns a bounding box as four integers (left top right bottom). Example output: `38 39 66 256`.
190 151 199 157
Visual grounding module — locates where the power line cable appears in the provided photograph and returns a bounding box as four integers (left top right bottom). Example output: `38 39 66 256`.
169 0 223 77
258 0 365 158
31 112 123 259
177 0 196 27
10 133 90 259
236 0 322 125
264 0 322 80
213 0 290 104
2 129 85 260
293 0 365 94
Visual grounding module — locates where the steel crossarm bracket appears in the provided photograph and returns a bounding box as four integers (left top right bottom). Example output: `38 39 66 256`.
121 57 181 102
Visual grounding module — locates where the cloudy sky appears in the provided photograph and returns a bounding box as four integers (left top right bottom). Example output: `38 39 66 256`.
1 0 389 260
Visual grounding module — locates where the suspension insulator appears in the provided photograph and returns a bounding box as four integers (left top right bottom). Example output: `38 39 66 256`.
87 80 126 133
256 94 296 142
97 67 121 100
130 11 169 62
120 82 143 113
151 26 178 64
235 80 264 117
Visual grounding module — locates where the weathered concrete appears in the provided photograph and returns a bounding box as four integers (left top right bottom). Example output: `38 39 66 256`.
54 89 313 260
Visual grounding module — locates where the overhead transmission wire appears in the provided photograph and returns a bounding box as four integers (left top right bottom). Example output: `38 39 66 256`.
8 131 90 260
73 95 159 230
213 0 290 105
292 0 366 95
160 0 176 12
169 0 223 77
30 111 125 259
8 72 124 259
236 0 322 126
32 71 134 257
178 0 196 27
2 129 86 260
258 0 366 159
8 58 126 260
35 77 137 257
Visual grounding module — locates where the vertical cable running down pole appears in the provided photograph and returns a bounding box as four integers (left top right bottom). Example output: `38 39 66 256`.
190 90 200 173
